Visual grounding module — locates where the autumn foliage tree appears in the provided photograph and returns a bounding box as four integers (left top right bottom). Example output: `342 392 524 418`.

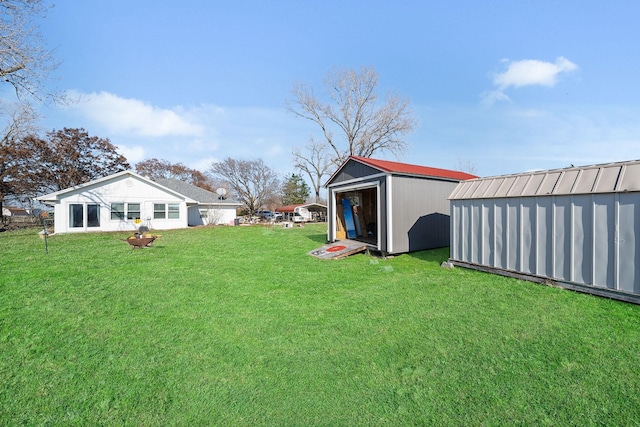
0 103 39 220
135 158 213 191
22 128 130 194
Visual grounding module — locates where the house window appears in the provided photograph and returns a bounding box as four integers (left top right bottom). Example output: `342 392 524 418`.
70 203 100 228
168 203 180 219
111 202 141 221
111 203 125 220
69 204 83 228
127 203 140 220
87 204 100 227
153 203 180 219
154 203 166 219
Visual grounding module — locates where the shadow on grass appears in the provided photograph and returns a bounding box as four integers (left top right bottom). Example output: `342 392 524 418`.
407 246 450 266
305 233 328 245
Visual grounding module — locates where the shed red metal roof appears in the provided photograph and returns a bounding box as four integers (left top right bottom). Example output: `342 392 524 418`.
350 156 478 181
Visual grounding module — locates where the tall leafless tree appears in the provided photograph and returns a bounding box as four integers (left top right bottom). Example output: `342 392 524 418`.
0 0 61 103
292 136 332 203
209 158 280 218
456 158 479 176
288 66 416 196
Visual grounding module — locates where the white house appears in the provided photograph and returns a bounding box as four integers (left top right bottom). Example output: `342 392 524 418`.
36 170 241 234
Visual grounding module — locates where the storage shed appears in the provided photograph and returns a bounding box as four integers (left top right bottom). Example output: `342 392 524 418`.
448 160 640 304
326 156 477 255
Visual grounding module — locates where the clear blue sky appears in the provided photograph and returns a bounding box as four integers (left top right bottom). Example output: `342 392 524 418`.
28 0 640 180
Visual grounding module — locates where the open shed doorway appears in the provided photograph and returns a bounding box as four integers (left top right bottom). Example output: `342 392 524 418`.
335 187 378 246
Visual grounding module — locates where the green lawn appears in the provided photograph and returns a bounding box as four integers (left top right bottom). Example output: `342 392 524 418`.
1 224 639 426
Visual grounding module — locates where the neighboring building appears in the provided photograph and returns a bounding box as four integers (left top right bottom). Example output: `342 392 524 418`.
275 203 327 222
155 178 240 227
325 156 477 255
2 206 30 217
448 160 640 304
36 170 241 234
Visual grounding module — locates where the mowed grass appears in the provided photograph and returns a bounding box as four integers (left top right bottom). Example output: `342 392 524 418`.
1 224 639 426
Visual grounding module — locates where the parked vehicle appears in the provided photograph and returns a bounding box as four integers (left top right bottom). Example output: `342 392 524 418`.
292 206 311 222
256 210 282 221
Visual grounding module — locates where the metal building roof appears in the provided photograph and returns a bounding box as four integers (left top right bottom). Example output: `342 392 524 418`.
348 156 478 181
449 159 640 200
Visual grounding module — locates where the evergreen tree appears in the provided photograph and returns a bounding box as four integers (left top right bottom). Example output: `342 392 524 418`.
282 174 310 205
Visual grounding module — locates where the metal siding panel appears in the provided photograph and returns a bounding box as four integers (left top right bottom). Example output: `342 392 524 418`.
536 197 553 278
507 200 520 271
618 193 639 293
521 198 536 274
494 199 506 269
554 196 572 281
450 202 461 260
592 194 615 288
461 200 471 262
471 202 481 264
482 201 494 266
571 195 593 285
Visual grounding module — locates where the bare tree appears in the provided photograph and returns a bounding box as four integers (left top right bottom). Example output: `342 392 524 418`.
288 66 416 199
292 136 332 203
209 158 280 218
456 158 479 176
0 0 61 103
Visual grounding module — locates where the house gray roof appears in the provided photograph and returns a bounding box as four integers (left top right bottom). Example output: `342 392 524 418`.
156 179 240 205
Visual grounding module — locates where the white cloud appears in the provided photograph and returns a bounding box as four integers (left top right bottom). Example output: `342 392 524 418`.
67 90 205 137
481 57 578 106
117 145 146 164
50 92 311 176
494 57 578 88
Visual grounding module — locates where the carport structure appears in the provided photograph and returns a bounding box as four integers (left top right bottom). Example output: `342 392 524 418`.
325 156 477 255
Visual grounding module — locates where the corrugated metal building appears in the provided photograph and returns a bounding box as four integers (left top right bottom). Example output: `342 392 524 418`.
325 156 477 255
449 160 640 304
